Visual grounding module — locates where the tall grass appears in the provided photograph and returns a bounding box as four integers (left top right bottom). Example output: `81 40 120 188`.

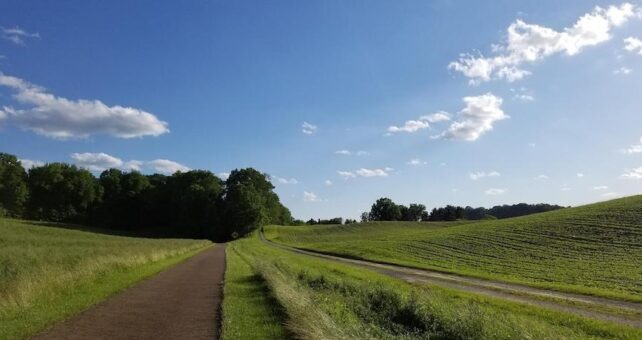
0 218 210 339
230 232 642 339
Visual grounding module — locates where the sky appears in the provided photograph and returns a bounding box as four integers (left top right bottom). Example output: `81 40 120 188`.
1 1 641 220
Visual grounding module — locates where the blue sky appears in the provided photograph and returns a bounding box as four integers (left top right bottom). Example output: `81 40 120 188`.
1 1 641 220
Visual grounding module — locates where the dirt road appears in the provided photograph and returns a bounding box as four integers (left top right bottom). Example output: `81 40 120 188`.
260 233 642 329
34 244 227 340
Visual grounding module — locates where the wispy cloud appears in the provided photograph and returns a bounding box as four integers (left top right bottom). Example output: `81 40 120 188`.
622 137 642 154
388 119 429 133
449 3 637 84
621 166 642 179
485 188 506 195
407 158 427 166
338 167 391 179
302 121 317 134
470 170 501 180
274 176 298 185
613 66 633 75
592 185 609 190
1 26 40 45
0 73 169 139
303 191 324 202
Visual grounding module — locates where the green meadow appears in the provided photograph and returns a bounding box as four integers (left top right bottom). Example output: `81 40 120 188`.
0 218 210 340
265 196 642 302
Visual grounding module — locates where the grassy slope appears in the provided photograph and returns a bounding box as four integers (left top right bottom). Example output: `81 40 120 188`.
0 218 211 340
221 245 290 340
266 195 642 301
230 232 642 339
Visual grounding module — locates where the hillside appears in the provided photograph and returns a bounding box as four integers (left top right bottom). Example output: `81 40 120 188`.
0 218 210 339
266 195 642 301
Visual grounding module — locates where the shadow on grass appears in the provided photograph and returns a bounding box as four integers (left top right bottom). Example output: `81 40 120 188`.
22 220 179 239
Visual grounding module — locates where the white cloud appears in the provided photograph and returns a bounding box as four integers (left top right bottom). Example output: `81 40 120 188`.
324 179 333 186
19 158 44 169
335 149 352 155
71 152 123 172
624 36 642 54
356 150 369 156
337 171 356 179
576 173 585 178
303 191 323 202
561 186 572 191
356 168 389 177
485 188 506 195
274 176 298 185
1 26 40 45
218 172 230 180
302 121 317 134
449 3 637 84
470 171 501 180
528 142 536 148
148 159 190 175
602 192 620 198
388 119 429 133
0 73 169 139
437 93 508 141
621 166 642 179
613 66 633 75
592 185 609 190
419 111 451 123
535 174 549 180
622 137 642 154
511 87 535 101
407 158 427 166
123 160 144 171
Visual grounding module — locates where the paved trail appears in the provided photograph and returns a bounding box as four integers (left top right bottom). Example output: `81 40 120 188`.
261 233 642 329
34 244 227 340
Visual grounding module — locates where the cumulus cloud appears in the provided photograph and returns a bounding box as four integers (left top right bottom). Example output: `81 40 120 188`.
68 152 189 174
622 137 642 154
71 152 124 172
470 171 501 180
0 73 169 139
388 119 429 133
19 158 44 169
302 122 317 134
437 93 507 141
1 26 40 45
449 3 637 84
419 111 451 123
485 188 506 195
218 172 230 180
274 176 298 185
621 166 642 179
148 159 190 175
303 191 323 202
624 36 642 54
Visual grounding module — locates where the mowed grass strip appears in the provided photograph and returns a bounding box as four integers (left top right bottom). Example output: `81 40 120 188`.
266 195 642 301
234 232 642 339
221 244 290 340
0 218 211 340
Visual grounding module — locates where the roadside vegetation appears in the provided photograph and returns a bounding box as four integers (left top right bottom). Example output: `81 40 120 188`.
0 218 210 340
224 232 642 339
266 195 642 302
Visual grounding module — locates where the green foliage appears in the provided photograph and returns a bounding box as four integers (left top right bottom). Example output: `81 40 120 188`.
266 196 642 301
0 153 28 217
369 197 401 221
27 163 102 222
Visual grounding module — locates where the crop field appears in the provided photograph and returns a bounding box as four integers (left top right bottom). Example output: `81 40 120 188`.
0 218 211 340
223 232 642 339
265 195 642 302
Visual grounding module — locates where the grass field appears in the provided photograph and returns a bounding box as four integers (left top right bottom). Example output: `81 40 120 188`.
265 195 642 302
0 218 211 340
224 232 642 339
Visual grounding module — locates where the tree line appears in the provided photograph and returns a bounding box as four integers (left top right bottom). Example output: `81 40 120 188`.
361 197 564 222
0 152 292 241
